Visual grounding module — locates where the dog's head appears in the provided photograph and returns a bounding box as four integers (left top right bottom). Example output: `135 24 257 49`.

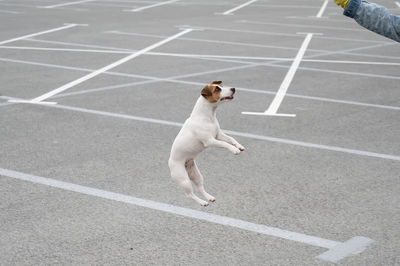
201 81 235 104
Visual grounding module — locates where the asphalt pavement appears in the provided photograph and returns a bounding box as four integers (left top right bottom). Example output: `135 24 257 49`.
1 0 399 265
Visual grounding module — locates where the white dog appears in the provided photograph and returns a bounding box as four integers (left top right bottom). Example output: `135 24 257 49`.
168 81 245 206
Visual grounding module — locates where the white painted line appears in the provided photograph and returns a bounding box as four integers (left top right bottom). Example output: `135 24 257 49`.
184 54 400 66
0 167 373 263
9 97 400 161
316 0 329 18
0 44 287 60
0 45 132 54
26 30 397 62
224 129 400 161
125 0 179 12
299 65 400 80
219 0 258 15
9 53 393 111
0 9 22 14
284 93 400 111
285 16 354 23
243 33 314 117
0 56 258 88
8 99 57 105
296 32 323 36
237 19 366 32
0 39 396 100
38 0 97 8
105 29 399 61
8 50 394 111
179 24 391 44
103 28 400 70
316 236 374 263
106 29 398 60
246 4 322 9
52 81 400 112
0 24 79 46
142 50 400 67
241 112 296 117
0 36 397 80
1 56 400 111
0 102 14 107
28 28 193 103
107 29 327 53
396 1 400 8
27 38 134 52
177 25 205 31
1 95 400 160
302 58 400 66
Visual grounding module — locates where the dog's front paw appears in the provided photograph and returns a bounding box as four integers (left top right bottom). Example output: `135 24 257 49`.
200 200 209 207
231 146 241 155
237 144 245 151
204 193 216 202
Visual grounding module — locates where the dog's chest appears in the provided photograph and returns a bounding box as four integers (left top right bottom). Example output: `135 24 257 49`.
204 121 219 137
186 118 219 139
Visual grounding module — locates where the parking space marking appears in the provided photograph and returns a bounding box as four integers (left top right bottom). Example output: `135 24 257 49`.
218 0 258 15
89 28 400 66
1 54 399 111
152 52 400 66
0 45 132 54
236 20 366 32
106 30 327 53
125 0 180 12
104 30 399 60
50 104 400 161
0 29 397 111
0 1 397 264
0 24 80 46
12 28 193 104
0 167 373 263
316 0 329 18
0 9 22 14
285 15 355 23
4 42 398 69
27 38 134 52
0 102 14 107
33 30 396 60
5 45 400 67
243 33 314 117
179 24 391 44
1 56 399 111
51 79 400 112
38 0 97 9
2 95 399 161
232 4 321 9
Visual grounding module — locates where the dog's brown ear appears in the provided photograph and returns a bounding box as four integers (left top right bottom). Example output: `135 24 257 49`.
201 85 212 98
211 81 222 85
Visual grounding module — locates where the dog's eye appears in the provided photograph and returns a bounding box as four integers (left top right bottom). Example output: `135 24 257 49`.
215 86 221 92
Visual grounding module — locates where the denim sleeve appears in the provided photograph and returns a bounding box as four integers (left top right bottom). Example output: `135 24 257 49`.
343 0 400 42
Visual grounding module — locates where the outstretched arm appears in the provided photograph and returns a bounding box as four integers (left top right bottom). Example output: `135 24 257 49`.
335 0 400 42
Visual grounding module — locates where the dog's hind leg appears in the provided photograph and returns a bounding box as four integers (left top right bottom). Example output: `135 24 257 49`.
186 160 216 202
169 159 209 206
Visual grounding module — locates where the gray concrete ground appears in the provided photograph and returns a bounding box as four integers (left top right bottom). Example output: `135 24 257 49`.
0 0 399 265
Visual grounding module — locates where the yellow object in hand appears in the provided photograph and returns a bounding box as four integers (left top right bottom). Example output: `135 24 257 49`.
334 0 349 8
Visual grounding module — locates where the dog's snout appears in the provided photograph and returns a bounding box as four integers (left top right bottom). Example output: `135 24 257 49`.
230 88 235 93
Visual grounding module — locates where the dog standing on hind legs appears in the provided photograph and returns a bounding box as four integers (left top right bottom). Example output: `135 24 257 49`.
168 81 245 206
